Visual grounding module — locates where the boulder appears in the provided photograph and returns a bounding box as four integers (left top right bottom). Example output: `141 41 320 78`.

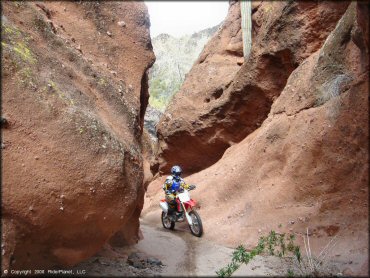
1 1 154 269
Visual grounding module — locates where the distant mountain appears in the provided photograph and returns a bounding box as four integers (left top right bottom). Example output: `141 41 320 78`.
148 25 219 111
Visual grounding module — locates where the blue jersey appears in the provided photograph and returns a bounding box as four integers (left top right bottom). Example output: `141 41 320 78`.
163 176 187 194
170 180 181 192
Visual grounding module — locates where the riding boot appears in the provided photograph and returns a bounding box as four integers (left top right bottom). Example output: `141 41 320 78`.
167 201 177 221
176 204 184 220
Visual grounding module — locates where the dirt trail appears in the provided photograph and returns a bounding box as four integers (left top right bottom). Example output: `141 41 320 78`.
73 216 234 276
75 209 294 276
136 211 305 277
137 212 234 276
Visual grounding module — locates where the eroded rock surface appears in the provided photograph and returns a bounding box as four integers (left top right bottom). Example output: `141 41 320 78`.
155 1 350 175
1 1 154 269
145 2 368 275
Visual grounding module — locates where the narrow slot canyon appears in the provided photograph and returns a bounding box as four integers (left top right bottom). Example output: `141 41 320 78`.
1 1 368 277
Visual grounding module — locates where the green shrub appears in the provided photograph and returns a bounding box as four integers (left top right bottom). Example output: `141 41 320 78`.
216 229 338 277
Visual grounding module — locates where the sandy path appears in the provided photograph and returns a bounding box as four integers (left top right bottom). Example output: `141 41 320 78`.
138 212 235 276
135 211 295 277
75 211 292 276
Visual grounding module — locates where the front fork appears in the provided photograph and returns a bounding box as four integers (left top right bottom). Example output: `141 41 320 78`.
181 202 193 225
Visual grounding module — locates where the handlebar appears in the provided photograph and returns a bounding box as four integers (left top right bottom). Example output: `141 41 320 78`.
188 184 196 190
165 185 196 195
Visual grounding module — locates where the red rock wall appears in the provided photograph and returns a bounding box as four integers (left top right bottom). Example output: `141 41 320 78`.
145 2 368 275
1 1 154 269
155 1 350 175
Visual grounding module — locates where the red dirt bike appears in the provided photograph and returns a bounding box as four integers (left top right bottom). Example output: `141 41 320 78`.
159 185 203 237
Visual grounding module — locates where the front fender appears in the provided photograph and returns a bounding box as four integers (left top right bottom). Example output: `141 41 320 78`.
184 199 196 209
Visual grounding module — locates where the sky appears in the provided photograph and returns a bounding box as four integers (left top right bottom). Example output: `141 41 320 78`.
145 1 229 38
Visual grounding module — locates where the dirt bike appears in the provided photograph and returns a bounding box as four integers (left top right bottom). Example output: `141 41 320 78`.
159 185 203 237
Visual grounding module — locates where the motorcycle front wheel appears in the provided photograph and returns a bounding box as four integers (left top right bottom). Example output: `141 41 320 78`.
188 210 203 237
161 211 175 230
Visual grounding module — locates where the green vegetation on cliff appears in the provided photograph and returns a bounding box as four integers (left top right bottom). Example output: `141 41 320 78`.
148 25 219 111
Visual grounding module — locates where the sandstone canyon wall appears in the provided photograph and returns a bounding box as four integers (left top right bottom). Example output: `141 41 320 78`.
145 1 368 275
2 1 154 269
155 1 351 175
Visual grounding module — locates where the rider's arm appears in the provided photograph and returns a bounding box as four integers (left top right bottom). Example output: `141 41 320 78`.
163 182 170 191
181 179 190 190
181 180 196 190
163 176 173 193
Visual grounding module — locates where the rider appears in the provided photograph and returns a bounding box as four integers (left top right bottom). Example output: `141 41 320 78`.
163 165 194 218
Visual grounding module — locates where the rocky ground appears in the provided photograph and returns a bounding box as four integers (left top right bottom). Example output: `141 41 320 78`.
73 245 163 277
73 216 315 277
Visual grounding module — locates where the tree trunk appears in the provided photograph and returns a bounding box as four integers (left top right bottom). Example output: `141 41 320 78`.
240 0 252 60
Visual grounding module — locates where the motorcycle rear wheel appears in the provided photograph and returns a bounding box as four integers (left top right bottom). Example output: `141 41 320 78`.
188 210 203 237
161 211 175 230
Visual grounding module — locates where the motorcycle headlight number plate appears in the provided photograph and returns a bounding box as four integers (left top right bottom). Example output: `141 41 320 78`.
178 192 190 202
